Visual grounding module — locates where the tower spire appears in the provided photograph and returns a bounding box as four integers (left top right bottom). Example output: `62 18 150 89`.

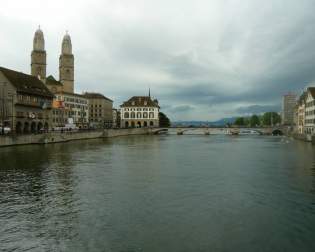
59 31 74 93
31 26 46 79
149 87 151 97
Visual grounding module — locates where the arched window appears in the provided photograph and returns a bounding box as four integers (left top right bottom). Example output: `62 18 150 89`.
24 122 29 133
124 112 129 119
149 112 154 118
143 121 148 127
143 112 148 118
16 122 22 134
31 122 37 133
137 112 142 118
150 121 154 127
131 112 136 118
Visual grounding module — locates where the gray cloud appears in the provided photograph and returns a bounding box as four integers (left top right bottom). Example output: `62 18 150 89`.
1 0 315 121
235 105 281 115
166 105 195 113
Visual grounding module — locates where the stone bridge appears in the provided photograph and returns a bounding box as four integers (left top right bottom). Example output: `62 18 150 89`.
151 126 291 136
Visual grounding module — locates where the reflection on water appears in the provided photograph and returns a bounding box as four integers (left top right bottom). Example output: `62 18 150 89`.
1 135 315 251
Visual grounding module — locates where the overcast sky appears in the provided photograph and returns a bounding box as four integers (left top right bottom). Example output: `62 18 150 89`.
1 0 315 121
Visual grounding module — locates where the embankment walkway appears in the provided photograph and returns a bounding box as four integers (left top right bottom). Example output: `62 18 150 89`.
0 128 152 147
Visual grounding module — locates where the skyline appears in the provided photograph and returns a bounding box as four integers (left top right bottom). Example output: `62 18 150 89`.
1 0 315 121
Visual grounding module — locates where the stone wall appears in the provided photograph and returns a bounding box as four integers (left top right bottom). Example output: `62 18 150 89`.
0 128 150 147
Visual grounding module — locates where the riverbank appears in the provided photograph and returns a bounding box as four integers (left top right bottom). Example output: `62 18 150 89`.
292 133 315 143
0 128 151 147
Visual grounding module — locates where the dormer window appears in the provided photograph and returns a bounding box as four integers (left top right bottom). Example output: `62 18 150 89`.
132 101 135 106
144 101 147 106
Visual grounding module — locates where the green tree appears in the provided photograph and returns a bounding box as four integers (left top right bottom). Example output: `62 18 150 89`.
159 112 171 127
244 117 250 127
262 112 281 126
250 114 260 127
234 117 245 126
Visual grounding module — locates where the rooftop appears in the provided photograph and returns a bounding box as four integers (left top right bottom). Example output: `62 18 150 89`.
55 91 88 99
121 96 159 108
82 92 113 102
46 75 63 86
0 66 54 98
308 87 315 98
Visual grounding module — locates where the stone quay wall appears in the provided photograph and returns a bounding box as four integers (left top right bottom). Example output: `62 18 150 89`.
0 128 151 147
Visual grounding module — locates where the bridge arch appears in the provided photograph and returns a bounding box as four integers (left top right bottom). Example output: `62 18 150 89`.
272 129 283 136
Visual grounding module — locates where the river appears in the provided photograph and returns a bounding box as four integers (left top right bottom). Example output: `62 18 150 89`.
0 134 315 251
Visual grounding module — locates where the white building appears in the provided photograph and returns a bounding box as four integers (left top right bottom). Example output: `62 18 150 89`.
295 91 307 134
52 92 89 128
305 87 315 135
120 96 159 128
282 93 297 125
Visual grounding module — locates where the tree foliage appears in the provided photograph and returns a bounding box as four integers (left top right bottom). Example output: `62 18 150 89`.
250 114 260 127
234 117 245 126
262 112 281 126
159 112 171 127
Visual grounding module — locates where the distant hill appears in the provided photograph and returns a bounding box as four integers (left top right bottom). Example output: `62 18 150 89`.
209 117 236 126
172 117 236 127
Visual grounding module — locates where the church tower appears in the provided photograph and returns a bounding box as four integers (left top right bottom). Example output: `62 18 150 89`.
31 27 46 80
59 32 74 93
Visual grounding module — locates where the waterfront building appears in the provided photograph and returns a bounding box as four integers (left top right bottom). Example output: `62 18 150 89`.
282 93 297 126
295 91 307 134
304 87 315 135
52 92 89 128
112 108 121 128
82 92 113 128
120 96 159 128
0 67 54 133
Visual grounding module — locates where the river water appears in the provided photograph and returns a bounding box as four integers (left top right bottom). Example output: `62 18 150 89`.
0 134 315 251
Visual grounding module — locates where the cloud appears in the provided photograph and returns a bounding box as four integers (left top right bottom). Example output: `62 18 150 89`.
235 105 281 115
166 105 195 113
1 0 315 120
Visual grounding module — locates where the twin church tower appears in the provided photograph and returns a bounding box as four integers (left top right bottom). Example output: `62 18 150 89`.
31 27 74 93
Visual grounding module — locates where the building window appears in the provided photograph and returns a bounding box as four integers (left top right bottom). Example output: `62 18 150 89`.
143 112 148 118
124 112 129 119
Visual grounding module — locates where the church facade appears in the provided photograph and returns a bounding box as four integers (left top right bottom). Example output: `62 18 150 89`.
31 27 74 94
30 27 90 128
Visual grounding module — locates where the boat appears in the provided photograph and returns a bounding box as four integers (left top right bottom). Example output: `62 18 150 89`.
239 129 260 135
229 129 240 135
